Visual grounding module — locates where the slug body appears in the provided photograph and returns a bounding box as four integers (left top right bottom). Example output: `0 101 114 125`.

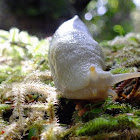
49 15 140 101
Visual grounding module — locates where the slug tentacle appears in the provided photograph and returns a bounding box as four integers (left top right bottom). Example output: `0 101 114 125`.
89 66 98 81
109 72 140 85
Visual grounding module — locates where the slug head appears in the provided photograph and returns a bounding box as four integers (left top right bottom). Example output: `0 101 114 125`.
83 66 140 101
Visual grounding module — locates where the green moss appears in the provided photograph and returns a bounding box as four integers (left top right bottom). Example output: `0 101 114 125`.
75 116 118 136
0 104 11 114
75 114 140 136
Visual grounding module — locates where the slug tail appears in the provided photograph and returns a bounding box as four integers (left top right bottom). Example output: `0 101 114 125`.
110 72 140 85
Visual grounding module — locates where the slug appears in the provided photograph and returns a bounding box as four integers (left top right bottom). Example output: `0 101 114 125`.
48 15 140 101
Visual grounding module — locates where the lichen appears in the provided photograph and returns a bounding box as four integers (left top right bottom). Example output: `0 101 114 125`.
101 32 140 72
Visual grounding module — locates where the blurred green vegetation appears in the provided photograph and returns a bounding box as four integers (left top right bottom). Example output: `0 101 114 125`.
1 0 138 40
84 0 136 41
